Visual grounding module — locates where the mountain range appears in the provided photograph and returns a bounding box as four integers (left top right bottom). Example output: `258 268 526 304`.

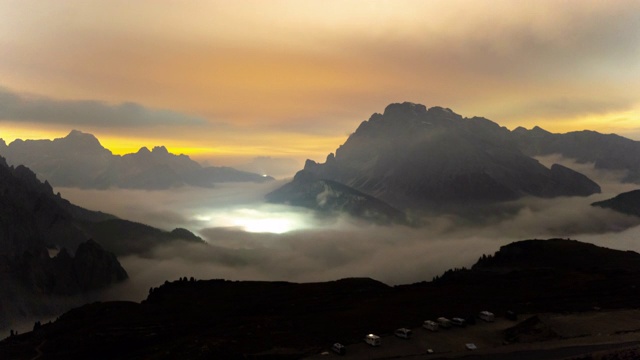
268 102 640 218
0 130 273 190
514 126 640 183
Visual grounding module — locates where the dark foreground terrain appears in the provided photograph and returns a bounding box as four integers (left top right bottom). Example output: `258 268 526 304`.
2 239 640 359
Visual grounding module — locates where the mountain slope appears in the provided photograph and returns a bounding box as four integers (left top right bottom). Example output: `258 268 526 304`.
0 155 204 332
513 127 640 183
0 156 128 330
271 103 600 212
591 189 640 217
0 130 273 189
265 168 407 224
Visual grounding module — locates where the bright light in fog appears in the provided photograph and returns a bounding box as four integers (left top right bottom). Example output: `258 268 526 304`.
193 206 312 234
232 217 294 234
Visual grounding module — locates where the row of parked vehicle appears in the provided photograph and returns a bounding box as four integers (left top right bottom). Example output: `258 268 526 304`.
330 310 497 355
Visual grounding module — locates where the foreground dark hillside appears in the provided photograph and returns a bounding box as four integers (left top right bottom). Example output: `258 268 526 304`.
3 239 640 359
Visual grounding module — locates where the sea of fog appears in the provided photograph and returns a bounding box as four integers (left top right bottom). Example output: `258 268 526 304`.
57 156 640 303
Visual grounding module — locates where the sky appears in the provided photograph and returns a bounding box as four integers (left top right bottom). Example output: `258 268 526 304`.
1 0 640 167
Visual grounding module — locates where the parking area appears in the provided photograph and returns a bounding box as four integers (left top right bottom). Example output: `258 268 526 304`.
306 309 640 359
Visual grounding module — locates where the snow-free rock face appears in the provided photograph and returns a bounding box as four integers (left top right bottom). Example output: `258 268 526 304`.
272 102 601 212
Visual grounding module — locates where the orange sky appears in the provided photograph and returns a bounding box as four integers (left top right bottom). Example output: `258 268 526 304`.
0 0 639 167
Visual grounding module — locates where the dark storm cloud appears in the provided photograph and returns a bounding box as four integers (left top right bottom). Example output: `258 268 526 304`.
0 86 205 127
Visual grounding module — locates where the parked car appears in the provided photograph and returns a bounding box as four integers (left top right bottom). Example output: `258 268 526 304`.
506 310 518 321
394 328 412 339
331 342 346 355
423 320 439 331
364 333 381 346
479 311 495 322
451 317 466 327
466 343 477 350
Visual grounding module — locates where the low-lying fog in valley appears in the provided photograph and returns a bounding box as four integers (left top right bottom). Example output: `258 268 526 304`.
58 156 640 303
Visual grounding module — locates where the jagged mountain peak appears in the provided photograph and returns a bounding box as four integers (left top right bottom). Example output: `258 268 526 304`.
271 102 602 212
62 129 105 148
382 102 427 117
152 145 169 155
136 146 151 154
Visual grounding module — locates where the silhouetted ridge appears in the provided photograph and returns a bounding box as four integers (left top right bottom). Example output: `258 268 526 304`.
592 189 640 217
0 130 273 189
473 238 640 272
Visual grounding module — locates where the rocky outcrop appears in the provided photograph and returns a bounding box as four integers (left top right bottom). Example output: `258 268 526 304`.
73 240 128 292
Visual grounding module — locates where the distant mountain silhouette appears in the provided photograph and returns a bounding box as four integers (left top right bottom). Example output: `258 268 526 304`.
513 127 640 183
0 130 273 189
592 189 640 217
270 102 601 213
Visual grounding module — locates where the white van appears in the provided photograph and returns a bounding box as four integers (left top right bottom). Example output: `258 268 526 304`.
479 311 495 322
364 334 381 346
423 320 439 331
394 328 412 339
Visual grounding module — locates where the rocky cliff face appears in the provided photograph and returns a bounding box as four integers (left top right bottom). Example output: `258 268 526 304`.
271 102 601 212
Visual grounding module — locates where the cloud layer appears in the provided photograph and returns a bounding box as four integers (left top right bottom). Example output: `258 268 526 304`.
57 158 640 303
0 87 205 128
